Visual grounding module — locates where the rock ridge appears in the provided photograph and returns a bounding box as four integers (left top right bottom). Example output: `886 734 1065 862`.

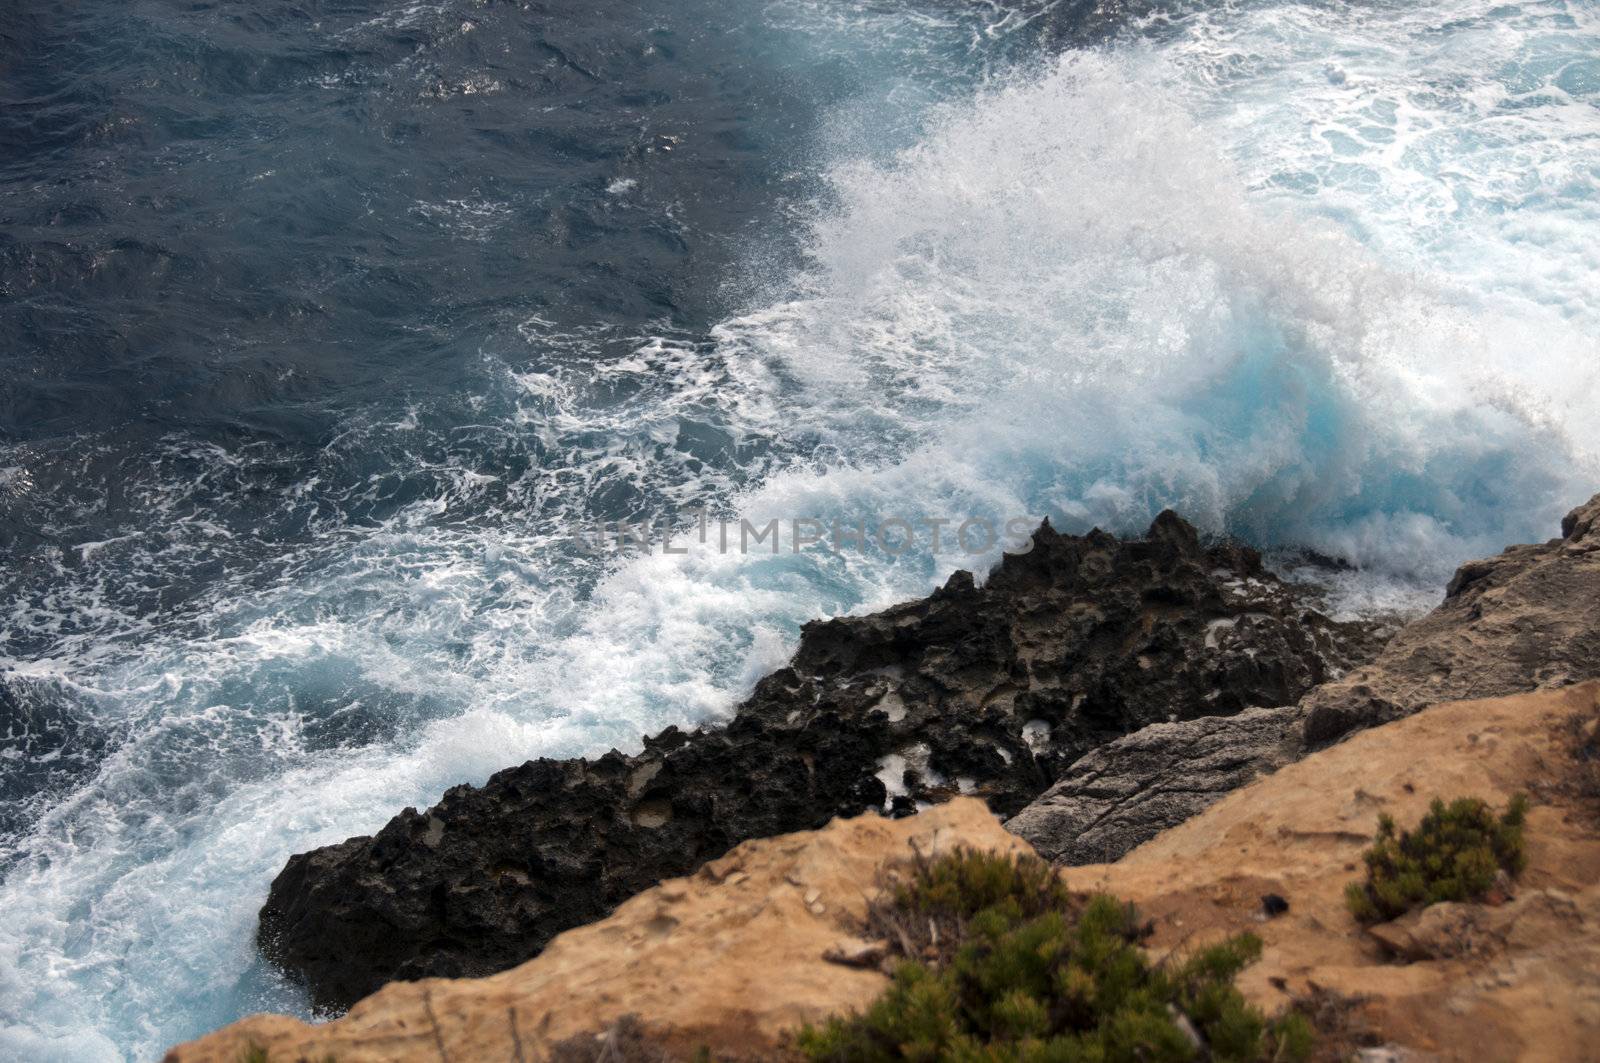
258 512 1380 1010
171 684 1600 1063
1299 491 1600 745
1009 492 1600 869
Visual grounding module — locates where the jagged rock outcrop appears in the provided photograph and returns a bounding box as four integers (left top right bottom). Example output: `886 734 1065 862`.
257 512 1381 1010
1005 706 1305 865
186 800 1029 1063
171 684 1600 1063
1300 492 1600 745
1008 492 1600 868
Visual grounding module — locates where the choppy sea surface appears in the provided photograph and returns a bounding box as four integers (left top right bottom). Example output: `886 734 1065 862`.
1 1 1596 1057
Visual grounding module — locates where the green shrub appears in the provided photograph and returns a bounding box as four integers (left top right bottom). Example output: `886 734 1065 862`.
1344 795 1528 924
883 847 1075 921
798 849 1311 1062
865 847 1079 967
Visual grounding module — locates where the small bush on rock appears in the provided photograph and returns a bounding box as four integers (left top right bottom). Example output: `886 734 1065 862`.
1344 795 1528 924
865 846 1079 967
799 849 1312 1062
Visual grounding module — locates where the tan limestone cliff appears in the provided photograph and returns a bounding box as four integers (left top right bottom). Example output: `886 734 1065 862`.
168 799 1031 1063
1083 681 1600 1062
168 683 1600 1063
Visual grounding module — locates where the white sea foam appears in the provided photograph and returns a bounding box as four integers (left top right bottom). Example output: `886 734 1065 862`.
2 3 1597 1060
720 38 1597 581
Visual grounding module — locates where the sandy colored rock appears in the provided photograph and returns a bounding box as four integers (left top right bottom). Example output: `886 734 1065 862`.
169 684 1600 1063
1078 682 1600 1063
167 800 1031 1063
1365 902 1496 962
1300 492 1600 744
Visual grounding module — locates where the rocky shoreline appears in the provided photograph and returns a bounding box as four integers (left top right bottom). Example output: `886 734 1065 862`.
173 680 1600 1063
252 493 1600 1030
259 511 1387 1010
1011 492 1600 866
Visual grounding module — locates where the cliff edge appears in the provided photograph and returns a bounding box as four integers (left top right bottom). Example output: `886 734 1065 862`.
168 682 1600 1062
258 514 1380 1010
1009 492 1600 867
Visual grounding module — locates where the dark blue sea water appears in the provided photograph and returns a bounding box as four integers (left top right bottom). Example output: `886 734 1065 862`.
1 1 1596 1058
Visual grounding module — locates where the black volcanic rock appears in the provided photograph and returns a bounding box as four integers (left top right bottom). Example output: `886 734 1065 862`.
1007 491 1600 875
258 514 1383 1011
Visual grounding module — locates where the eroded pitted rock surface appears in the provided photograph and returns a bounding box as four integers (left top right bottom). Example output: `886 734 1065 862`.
258 512 1382 1010
174 685 1600 1063
1009 492 1600 872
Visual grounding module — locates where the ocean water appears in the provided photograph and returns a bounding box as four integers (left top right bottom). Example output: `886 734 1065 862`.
1 0 1596 1058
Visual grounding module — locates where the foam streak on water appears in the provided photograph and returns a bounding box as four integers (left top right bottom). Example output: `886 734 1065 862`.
1 1 1598 1059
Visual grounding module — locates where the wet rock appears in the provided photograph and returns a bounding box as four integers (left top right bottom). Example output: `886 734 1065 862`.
258 513 1380 1011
